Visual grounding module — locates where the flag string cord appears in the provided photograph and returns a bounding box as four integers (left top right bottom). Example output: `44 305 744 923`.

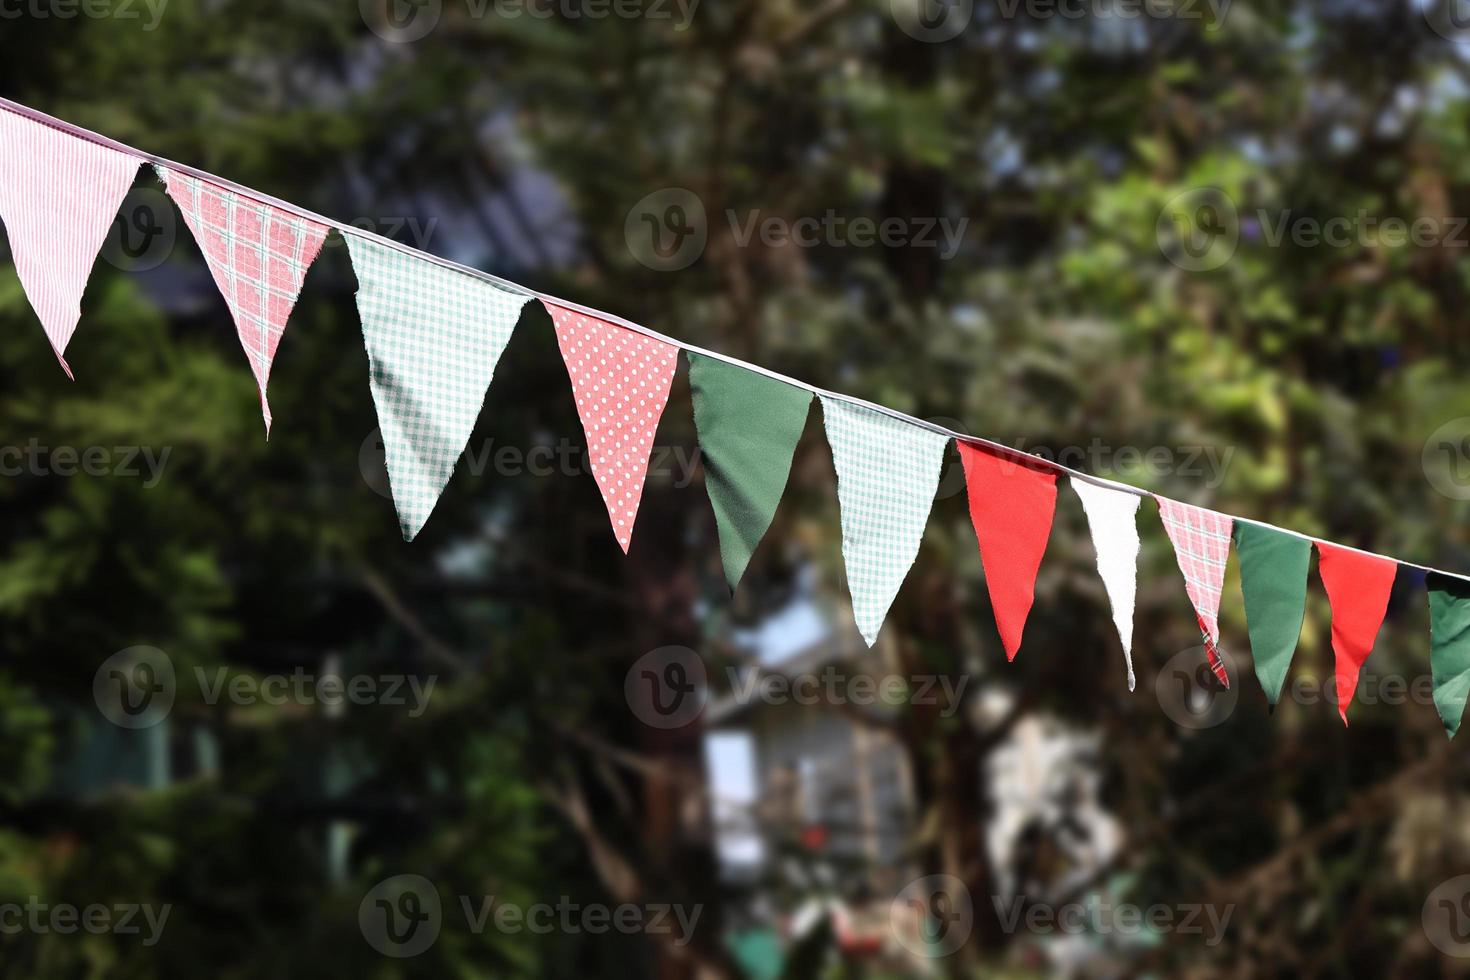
0 97 1456 581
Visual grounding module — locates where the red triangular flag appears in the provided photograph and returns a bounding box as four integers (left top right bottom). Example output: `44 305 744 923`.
1156 497 1234 688
958 442 1058 661
1315 541 1397 725
544 300 679 554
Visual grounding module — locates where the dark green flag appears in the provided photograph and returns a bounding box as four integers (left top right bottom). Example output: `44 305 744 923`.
1232 522 1310 705
688 353 812 590
1428 572 1470 738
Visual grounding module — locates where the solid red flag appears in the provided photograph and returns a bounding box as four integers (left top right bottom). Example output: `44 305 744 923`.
1315 541 1397 725
958 442 1058 661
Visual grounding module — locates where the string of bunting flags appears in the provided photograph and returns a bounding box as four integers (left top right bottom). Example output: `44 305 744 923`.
3 97 1470 735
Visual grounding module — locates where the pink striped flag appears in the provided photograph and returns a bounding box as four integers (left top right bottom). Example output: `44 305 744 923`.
159 167 330 434
0 107 141 378
1156 496 1234 687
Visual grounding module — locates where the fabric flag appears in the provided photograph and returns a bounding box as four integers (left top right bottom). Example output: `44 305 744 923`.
345 234 530 541
1070 479 1142 690
158 167 329 434
1156 497 1234 687
820 397 949 646
1232 522 1310 706
957 443 1057 662
1315 541 1397 725
545 301 680 554
687 353 812 590
0 107 141 377
1428 572 1470 738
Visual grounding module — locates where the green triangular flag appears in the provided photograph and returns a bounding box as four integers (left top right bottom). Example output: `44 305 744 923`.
1232 522 1310 705
688 353 812 590
1428 572 1470 738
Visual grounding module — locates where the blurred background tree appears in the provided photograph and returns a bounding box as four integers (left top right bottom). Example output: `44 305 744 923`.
1 0 1470 977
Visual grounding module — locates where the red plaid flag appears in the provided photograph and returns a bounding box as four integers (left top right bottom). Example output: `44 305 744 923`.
1156 496 1234 687
0 106 141 377
160 167 329 434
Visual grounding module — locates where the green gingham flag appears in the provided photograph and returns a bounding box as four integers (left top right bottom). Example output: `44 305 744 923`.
345 234 531 540
820 397 950 645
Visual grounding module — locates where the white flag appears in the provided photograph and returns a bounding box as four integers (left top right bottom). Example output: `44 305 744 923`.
1070 479 1142 690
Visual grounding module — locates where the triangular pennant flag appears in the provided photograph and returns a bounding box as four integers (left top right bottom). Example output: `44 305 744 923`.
1428 572 1470 738
1315 541 1397 725
687 353 812 590
1070 479 1142 690
820 397 949 646
0 108 141 377
159 167 329 435
1156 496 1234 688
345 234 530 541
957 443 1057 662
544 301 680 554
1232 522 1310 706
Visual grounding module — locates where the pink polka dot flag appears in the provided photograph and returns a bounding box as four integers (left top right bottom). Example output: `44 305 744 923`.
545 300 679 553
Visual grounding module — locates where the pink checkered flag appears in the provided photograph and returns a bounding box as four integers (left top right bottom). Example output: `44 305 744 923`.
159 167 330 434
1156 496 1234 687
0 106 141 377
